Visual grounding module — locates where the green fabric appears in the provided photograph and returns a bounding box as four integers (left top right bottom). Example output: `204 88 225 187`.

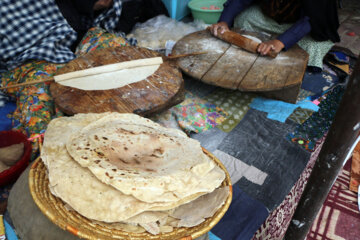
234 5 334 68
204 89 255 133
287 107 314 124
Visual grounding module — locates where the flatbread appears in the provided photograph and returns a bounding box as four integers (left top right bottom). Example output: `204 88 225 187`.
42 114 206 223
0 142 24 166
54 57 162 81
0 161 10 172
55 57 162 90
170 187 230 228
66 113 225 203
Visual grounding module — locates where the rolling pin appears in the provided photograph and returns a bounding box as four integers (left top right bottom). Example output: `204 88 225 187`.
209 29 278 58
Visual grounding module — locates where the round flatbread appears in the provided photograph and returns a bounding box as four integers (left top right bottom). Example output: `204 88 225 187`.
66 113 225 203
42 113 206 222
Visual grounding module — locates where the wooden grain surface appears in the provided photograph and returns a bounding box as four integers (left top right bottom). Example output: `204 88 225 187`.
173 30 309 93
50 47 184 116
172 31 230 80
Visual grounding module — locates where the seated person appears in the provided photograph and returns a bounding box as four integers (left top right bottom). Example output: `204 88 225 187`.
209 0 341 70
0 0 136 71
0 0 132 156
55 0 115 50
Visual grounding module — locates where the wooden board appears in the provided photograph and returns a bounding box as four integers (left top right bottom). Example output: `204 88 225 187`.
173 30 309 103
50 47 184 116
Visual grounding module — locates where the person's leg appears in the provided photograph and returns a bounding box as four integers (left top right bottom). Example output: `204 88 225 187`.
1 61 64 158
296 37 334 69
0 27 131 158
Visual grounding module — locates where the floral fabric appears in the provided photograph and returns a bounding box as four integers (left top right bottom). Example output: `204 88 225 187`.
75 27 129 56
152 92 228 134
1 61 64 158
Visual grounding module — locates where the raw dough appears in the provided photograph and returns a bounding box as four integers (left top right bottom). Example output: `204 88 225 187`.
58 65 160 91
55 57 163 90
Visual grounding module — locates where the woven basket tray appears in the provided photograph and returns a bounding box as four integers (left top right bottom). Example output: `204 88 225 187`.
29 148 232 240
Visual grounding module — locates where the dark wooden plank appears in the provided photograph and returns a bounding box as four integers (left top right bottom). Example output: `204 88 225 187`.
172 30 230 80
50 47 184 116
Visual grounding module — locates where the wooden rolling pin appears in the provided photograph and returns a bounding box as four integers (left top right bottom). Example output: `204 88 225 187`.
209 29 278 58
0 52 206 90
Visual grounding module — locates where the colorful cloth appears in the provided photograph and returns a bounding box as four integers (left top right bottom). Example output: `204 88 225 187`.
1 61 64 158
0 28 129 157
250 97 319 123
153 92 228 134
297 89 314 102
0 0 127 70
287 86 345 151
301 71 339 95
75 27 129 56
234 5 334 68
204 89 255 133
328 51 350 64
287 107 314 125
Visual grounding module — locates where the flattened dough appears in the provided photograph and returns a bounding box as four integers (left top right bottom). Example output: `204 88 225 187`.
56 57 163 90
58 65 160 90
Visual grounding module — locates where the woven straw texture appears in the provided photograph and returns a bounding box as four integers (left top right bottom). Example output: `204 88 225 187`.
29 148 232 240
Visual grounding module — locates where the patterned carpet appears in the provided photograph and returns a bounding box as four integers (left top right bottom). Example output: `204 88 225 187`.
307 159 360 240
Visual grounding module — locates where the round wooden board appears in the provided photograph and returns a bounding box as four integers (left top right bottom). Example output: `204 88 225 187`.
50 47 184 116
172 30 309 92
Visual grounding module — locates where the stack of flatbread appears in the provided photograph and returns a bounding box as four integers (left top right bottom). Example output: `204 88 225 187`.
41 112 229 235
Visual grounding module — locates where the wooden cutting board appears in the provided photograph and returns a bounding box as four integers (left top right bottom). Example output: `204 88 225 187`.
50 47 184 116
172 30 309 103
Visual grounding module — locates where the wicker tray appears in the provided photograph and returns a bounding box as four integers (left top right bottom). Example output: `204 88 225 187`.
29 148 232 240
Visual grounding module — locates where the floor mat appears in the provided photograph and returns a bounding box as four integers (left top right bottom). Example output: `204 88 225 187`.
307 159 360 240
214 109 311 210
